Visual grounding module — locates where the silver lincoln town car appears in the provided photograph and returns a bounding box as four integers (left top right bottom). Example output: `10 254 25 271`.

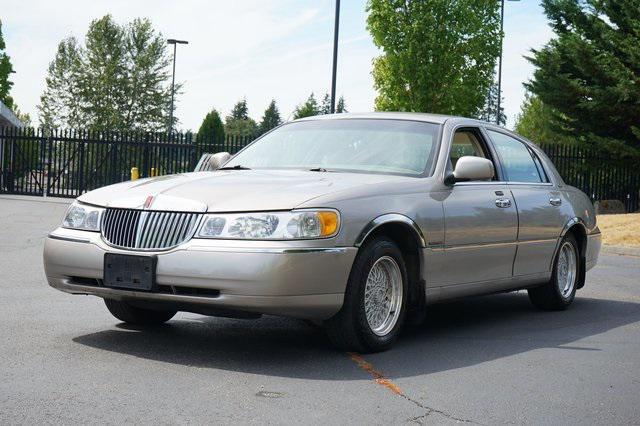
44 112 601 352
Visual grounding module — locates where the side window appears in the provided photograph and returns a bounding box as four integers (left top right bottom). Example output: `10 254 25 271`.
530 151 549 183
450 131 486 170
487 130 545 183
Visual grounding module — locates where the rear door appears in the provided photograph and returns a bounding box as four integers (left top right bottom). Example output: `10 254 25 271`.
439 128 518 286
486 129 567 276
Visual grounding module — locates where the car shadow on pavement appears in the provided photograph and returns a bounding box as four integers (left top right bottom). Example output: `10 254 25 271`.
73 292 640 380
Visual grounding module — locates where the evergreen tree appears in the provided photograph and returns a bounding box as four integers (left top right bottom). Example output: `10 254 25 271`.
320 93 331 114
0 19 15 110
336 96 347 113
228 98 249 120
38 15 175 130
197 108 225 144
367 0 501 116
526 0 640 154
292 93 319 119
259 99 282 134
225 98 257 137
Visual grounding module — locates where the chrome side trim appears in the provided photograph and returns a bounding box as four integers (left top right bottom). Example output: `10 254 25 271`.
354 213 427 247
443 240 517 250
187 246 349 254
454 181 507 186
517 238 558 244
507 182 554 187
48 233 91 244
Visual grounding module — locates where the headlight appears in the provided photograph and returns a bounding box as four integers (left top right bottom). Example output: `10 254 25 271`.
62 202 104 231
196 210 339 240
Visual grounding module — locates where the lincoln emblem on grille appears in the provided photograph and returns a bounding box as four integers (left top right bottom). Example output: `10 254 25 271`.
143 195 154 209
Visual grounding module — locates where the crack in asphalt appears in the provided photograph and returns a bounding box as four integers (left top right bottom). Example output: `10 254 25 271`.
404 395 480 425
347 352 481 425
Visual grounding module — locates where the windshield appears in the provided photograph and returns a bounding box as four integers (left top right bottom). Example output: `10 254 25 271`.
225 119 440 176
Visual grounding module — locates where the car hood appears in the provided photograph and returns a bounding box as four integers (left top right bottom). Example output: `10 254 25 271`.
78 169 407 212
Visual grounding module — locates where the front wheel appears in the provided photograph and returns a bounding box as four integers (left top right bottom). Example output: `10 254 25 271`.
528 233 580 310
324 237 408 353
104 299 176 325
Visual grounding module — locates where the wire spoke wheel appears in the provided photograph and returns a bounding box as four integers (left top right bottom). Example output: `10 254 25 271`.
556 241 577 299
364 256 403 337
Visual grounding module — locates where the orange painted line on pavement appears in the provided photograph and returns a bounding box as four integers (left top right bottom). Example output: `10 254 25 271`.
348 352 403 395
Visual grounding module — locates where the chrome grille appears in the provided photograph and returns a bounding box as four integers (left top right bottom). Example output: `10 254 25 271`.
102 209 203 250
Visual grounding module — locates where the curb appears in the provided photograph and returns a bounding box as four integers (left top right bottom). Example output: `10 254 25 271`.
602 245 640 258
0 194 73 205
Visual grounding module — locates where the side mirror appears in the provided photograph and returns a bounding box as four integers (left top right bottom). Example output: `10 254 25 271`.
194 152 232 172
447 156 494 184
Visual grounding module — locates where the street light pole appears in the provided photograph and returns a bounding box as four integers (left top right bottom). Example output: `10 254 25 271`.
496 0 505 125
330 0 341 114
496 0 519 125
167 39 188 132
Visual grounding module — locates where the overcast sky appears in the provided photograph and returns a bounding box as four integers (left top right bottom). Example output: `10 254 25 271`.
4 0 553 130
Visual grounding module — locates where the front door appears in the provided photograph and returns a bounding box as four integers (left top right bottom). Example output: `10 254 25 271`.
439 129 518 286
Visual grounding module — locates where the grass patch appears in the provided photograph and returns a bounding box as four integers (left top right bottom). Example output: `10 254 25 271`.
597 213 640 247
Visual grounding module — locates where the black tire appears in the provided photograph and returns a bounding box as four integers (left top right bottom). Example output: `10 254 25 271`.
104 299 176 325
323 236 408 353
528 233 580 311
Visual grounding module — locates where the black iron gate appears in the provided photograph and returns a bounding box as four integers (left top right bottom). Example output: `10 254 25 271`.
540 144 640 213
0 127 252 198
2 126 639 211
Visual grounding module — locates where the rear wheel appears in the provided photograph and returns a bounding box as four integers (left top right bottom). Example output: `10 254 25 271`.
324 237 408 353
104 299 176 325
528 234 580 310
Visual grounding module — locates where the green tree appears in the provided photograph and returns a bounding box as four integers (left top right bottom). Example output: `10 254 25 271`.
197 108 225 143
39 38 85 128
336 96 347 113
526 0 640 155
228 98 249 120
320 93 331 114
514 94 574 146
259 99 282 134
13 107 32 127
479 74 505 125
366 0 501 116
292 93 319 119
225 98 257 137
0 19 15 110
38 15 175 131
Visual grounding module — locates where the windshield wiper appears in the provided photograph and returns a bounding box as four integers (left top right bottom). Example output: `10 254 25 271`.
309 167 328 172
219 165 251 170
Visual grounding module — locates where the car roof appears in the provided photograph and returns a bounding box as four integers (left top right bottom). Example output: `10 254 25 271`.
295 111 485 125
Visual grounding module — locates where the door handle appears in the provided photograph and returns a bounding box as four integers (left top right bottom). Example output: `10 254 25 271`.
495 198 511 208
549 197 562 206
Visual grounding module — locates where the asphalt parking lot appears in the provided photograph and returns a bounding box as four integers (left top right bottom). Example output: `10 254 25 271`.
1 195 639 425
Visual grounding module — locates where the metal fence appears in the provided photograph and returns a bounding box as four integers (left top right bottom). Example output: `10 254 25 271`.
1 126 638 212
0 127 253 198
540 143 640 213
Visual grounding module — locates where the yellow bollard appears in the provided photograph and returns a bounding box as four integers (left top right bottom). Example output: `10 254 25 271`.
131 167 139 181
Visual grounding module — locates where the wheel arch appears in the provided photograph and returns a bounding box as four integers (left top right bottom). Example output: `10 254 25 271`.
554 217 588 289
354 214 427 316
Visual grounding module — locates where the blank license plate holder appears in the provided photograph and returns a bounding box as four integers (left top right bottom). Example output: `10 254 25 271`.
103 254 156 291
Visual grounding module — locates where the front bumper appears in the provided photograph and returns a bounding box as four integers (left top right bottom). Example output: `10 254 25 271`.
44 228 357 320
